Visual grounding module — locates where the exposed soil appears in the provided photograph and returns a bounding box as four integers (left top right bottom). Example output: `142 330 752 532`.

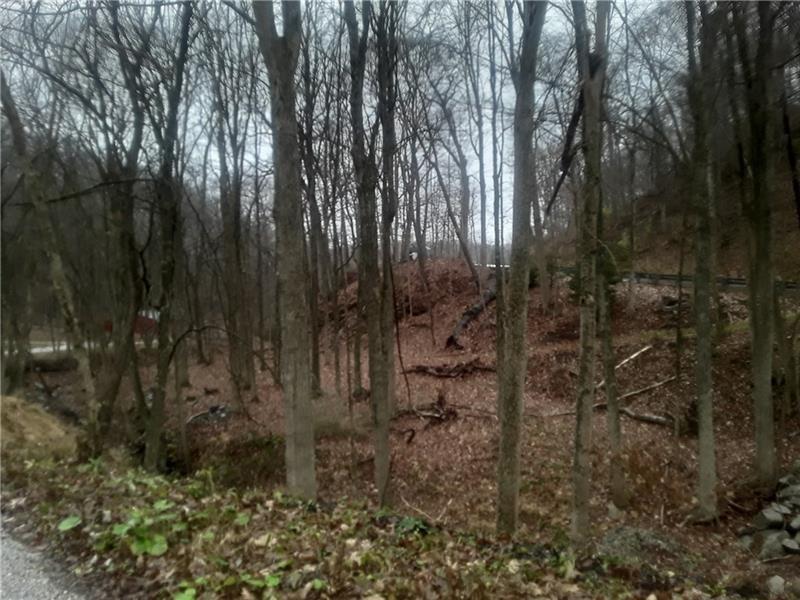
22 258 800 591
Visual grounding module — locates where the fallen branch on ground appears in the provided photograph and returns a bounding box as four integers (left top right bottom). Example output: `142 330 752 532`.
186 404 229 425
400 495 437 523
619 407 673 427
597 345 652 389
404 357 495 378
393 391 458 426
617 376 676 402
546 375 676 418
545 403 674 427
447 402 499 420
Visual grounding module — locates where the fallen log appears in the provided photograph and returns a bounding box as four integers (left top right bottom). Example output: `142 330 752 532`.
546 402 675 427
404 357 495 378
24 353 79 373
445 282 497 349
619 407 673 427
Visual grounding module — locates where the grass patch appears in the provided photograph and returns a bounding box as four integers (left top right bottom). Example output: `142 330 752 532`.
1 395 77 460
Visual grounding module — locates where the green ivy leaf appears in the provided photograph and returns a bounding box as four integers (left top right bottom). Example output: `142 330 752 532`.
312 578 326 591
147 534 168 556
57 516 81 532
173 589 196 600
241 574 266 589
396 516 430 536
129 537 148 556
274 558 292 571
153 499 174 512
233 512 250 526
171 522 188 533
199 530 214 542
129 534 168 557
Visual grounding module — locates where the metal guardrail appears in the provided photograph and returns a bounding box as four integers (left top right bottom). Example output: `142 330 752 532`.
485 263 797 292
552 266 798 292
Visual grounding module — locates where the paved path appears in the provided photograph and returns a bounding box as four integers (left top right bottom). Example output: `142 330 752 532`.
1 528 86 600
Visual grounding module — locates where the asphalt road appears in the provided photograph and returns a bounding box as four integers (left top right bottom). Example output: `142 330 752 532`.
1 528 86 600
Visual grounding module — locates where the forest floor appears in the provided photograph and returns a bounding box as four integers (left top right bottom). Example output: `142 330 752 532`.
4 259 800 598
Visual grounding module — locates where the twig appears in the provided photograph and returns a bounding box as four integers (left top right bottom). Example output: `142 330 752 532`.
436 498 454 522
618 376 676 403
221 0 255 26
761 555 794 564
400 494 437 524
597 344 653 389
546 402 607 418
726 499 749 512
447 403 499 419
545 403 674 427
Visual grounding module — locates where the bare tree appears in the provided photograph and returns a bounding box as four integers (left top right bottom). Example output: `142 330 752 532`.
204 7 257 399
570 0 610 545
2 69 100 455
731 1 778 491
144 0 194 471
496 0 547 538
685 0 718 521
253 0 317 500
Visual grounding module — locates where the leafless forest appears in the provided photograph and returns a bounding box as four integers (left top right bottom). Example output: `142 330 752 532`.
2 1 800 598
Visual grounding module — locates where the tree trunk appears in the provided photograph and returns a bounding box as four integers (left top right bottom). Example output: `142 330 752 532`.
570 0 610 546
344 0 396 505
733 2 777 490
599 264 626 509
780 68 800 229
301 31 324 396
215 111 253 401
254 0 317 500
488 8 506 391
627 146 636 309
530 146 550 311
425 143 481 293
144 1 193 472
685 1 717 521
496 1 547 538
374 0 399 505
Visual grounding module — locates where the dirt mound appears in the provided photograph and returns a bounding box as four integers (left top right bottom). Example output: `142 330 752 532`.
338 259 486 323
1 395 77 459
